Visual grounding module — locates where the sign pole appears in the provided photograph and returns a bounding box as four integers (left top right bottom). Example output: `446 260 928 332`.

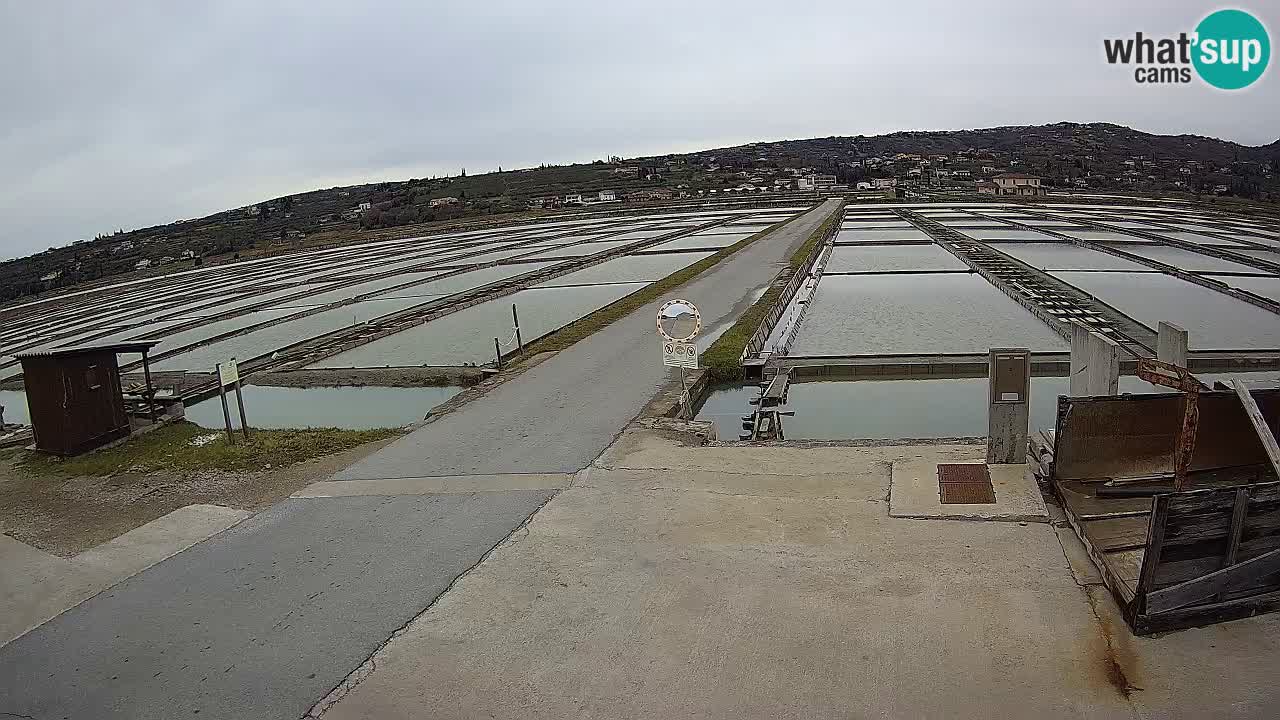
657 299 701 421
678 365 689 419
216 363 234 445
513 304 523 355
232 379 249 440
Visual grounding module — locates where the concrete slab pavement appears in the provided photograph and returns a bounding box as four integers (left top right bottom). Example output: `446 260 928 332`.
889 457 1050 522
1 504 249 646
318 435 1132 719
317 429 1280 719
0 492 554 720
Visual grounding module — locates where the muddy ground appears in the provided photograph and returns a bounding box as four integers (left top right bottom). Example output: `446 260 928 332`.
0 434 399 557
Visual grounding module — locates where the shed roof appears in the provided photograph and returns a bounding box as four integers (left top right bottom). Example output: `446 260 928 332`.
14 341 160 361
994 173 1041 180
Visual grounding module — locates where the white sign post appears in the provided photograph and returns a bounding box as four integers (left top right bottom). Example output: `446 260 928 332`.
657 299 702 419
662 340 698 369
217 358 239 386
214 358 249 443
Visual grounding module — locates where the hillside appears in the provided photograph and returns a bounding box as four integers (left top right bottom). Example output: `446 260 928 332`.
4 122 1278 304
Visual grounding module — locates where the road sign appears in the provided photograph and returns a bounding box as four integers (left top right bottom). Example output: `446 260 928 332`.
657 299 701 342
662 340 698 369
214 358 249 443
217 358 239 386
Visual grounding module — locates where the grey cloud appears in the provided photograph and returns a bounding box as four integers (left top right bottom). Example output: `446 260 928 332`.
1 0 1276 259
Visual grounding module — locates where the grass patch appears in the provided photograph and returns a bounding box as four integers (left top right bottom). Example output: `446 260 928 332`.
700 285 783 381
519 216 796 356
700 204 843 382
17 421 400 477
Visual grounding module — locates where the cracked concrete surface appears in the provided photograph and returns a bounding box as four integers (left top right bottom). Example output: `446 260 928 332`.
0 493 555 720
316 428 1280 719
0 504 250 646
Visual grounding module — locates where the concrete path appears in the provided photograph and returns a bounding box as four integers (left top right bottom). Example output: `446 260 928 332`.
1 504 249 646
319 428 1280 720
332 198 842 479
0 200 842 720
0 492 554 720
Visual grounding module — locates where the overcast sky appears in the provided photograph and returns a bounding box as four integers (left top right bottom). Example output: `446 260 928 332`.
1 1 1276 260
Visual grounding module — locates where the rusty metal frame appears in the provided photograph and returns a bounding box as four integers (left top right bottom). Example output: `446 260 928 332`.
1135 358 1208 490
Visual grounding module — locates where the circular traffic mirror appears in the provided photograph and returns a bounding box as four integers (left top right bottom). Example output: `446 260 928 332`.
657 299 701 342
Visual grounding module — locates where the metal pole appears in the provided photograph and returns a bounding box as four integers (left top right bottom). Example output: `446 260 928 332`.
233 379 250 441
216 364 234 445
494 337 502 368
512 303 523 354
678 365 689 420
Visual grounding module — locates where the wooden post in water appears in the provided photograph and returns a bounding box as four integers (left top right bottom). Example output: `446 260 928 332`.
141 349 157 422
494 337 502 368
513 304 523 355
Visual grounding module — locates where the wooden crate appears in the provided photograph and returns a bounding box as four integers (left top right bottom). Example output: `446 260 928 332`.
1049 388 1280 633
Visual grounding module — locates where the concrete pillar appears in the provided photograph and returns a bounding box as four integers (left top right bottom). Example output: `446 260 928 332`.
1085 332 1120 396
1069 323 1091 396
987 348 1031 465
1157 321 1189 368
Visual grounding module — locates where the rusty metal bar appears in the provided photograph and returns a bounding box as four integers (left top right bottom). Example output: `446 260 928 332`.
1135 357 1209 393
1136 358 1206 490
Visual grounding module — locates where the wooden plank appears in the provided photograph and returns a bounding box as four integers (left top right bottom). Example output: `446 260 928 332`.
1054 391 1280 481
1080 516 1148 552
1139 588 1280 635
1136 495 1171 603
1053 476 1139 608
1146 547 1280 614
1161 483 1280 551
1234 378 1280 483
761 370 791 404
1223 487 1251 568
1154 532 1280 588
1102 549 1144 586
1056 478 1152 520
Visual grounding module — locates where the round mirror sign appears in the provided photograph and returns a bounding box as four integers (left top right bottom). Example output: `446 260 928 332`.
656 299 701 342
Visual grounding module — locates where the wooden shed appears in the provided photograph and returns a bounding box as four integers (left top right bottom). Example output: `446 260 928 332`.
15 341 159 456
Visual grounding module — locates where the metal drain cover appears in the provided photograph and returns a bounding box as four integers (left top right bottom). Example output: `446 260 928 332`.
938 463 996 504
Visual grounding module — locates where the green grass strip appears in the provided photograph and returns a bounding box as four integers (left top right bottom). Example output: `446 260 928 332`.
18 421 400 477
519 216 796 357
700 206 842 382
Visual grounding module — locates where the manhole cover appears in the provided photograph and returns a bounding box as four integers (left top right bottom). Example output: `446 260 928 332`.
938 463 996 504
